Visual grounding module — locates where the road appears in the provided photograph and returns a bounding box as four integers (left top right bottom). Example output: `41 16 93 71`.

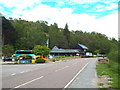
2 63 53 78
68 58 98 88
2 58 98 89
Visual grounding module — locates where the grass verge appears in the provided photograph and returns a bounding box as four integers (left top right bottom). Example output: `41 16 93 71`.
96 60 119 89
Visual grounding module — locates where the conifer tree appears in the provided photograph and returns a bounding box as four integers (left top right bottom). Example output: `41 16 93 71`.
63 23 70 48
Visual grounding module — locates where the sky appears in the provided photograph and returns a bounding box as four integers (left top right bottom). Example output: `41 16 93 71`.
0 0 119 40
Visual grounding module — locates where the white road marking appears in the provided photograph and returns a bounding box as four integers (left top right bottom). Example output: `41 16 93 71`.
11 73 16 76
63 61 90 89
55 66 69 72
10 76 44 90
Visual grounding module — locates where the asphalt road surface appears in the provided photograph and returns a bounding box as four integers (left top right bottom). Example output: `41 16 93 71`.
2 58 98 89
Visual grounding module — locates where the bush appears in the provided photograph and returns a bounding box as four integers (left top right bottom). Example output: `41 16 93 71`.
55 56 66 58
2 44 14 57
36 58 45 63
25 55 32 59
107 50 118 62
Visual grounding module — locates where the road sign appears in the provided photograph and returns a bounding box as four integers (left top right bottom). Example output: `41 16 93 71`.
98 59 109 63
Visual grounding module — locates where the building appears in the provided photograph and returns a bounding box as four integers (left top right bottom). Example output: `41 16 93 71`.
50 44 89 56
75 43 89 55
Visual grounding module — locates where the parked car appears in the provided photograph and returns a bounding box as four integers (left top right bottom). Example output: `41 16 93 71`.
3 57 16 62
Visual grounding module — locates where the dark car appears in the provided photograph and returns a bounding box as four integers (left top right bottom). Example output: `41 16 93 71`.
3 57 16 62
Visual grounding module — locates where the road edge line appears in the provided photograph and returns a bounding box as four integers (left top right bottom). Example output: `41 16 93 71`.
63 61 90 89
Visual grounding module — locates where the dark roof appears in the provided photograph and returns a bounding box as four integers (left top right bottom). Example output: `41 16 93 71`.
78 44 88 49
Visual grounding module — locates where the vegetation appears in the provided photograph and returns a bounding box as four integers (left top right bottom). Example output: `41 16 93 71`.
23 55 32 60
54 56 66 58
1 16 119 89
36 58 45 63
2 16 118 57
32 45 50 55
14 62 33 64
96 60 119 89
2 44 14 57
96 41 119 89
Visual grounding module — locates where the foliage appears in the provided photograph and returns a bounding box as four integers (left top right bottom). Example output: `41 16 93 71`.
2 44 14 57
94 49 100 54
32 45 50 55
54 56 66 58
2 17 17 45
15 63 33 64
63 23 70 48
96 61 119 88
24 55 32 59
107 50 118 62
36 58 45 63
2 16 119 56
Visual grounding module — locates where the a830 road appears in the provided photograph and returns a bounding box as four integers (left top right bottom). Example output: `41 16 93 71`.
2 58 98 89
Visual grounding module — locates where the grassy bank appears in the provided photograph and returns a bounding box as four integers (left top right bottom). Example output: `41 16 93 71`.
96 60 119 89
96 47 119 89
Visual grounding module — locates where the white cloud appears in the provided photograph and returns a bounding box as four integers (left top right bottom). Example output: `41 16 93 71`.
94 3 118 12
96 5 105 8
11 4 74 26
105 3 118 10
96 13 118 39
68 0 119 4
83 5 89 8
0 0 40 7
70 13 118 40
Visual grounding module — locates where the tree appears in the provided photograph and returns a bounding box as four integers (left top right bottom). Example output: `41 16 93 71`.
63 23 70 48
2 44 14 57
94 50 100 55
32 45 50 55
2 16 17 45
3 17 118 56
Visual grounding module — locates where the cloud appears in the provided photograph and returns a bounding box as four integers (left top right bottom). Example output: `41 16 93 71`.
105 3 118 10
68 13 118 40
83 5 89 8
13 4 117 39
94 3 118 12
0 0 41 17
0 0 40 7
96 13 118 39
96 5 105 9
68 0 119 4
